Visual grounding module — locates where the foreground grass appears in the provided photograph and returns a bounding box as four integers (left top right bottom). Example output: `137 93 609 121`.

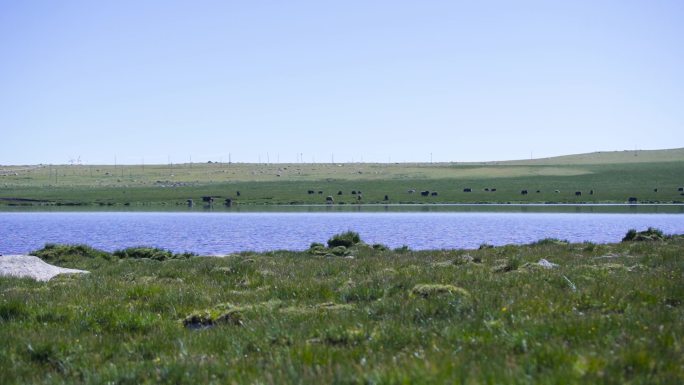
1 235 683 384
1 149 684 206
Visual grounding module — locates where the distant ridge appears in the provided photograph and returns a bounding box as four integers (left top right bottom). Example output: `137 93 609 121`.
489 148 684 166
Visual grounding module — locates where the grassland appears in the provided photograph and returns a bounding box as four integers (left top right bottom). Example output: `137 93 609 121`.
1 232 683 384
1 149 683 207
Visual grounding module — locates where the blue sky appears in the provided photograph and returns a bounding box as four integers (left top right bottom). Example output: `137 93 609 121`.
1 1 682 164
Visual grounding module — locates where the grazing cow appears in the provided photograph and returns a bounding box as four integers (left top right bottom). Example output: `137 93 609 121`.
318 191 323 194
554 190 560 193
384 195 389 201
628 197 638 204
521 190 528 195
351 190 357 195
463 188 472 193
224 198 232 207
653 188 658 192
186 199 194 207
575 191 581 196
484 188 489 192
590 190 594 195
357 195 363 201
202 196 214 203
536 190 541 193
678 187 684 192
236 191 241 197
421 191 430 196
326 196 334 204
431 192 438 196
307 190 315 194
338 190 343 195
491 188 497 192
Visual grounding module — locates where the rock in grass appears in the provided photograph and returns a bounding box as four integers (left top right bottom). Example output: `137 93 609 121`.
182 307 243 329
537 259 559 269
0 255 89 282
410 284 470 299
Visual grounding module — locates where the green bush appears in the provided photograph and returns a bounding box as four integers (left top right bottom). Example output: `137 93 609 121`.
532 238 569 246
327 231 361 248
372 243 389 251
113 247 195 261
32 243 111 263
622 227 665 242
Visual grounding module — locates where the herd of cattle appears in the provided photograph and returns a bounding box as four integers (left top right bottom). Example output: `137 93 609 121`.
186 186 684 206
314 186 683 204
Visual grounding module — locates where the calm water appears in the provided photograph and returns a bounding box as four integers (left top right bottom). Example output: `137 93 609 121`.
2 211 683 255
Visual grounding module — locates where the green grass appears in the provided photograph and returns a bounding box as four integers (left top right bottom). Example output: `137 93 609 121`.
1 148 683 206
1 233 683 384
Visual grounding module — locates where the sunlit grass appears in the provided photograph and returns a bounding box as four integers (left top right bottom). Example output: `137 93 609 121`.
1 232 683 383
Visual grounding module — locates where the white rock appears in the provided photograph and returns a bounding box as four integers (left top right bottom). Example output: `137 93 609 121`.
537 258 559 269
0 255 89 282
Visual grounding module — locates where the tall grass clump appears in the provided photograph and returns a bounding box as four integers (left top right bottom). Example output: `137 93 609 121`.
113 247 195 261
327 231 361 248
622 227 665 242
31 243 111 263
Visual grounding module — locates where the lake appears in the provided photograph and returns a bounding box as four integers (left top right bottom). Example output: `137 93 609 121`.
2 207 683 254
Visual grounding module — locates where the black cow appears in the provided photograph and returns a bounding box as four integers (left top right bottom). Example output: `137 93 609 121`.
384 195 389 201
236 191 241 197
431 192 438 196
202 196 214 203
338 190 343 195
575 191 581 196
491 188 497 192
653 188 658 192
484 188 489 192
678 187 684 192
463 188 472 193
421 191 430 196
326 196 334 204
536 190 541 193
224 198 232 207
307 190 315 194
521 190 528 195
351 190 357 195
590 190 594 195
318 191 323 194
628 197 638 204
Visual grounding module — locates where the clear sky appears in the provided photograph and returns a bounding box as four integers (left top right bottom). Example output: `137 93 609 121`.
1 0 682 165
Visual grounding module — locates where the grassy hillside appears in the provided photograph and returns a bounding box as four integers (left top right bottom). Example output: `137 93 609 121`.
1 233 683 384
1 149 683 206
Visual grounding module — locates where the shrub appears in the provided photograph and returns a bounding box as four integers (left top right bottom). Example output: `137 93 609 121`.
32 243 110 263
393 245 411 253
372 243 389 251
622 227 665 242
330 246 348 256
532 238 569 246
113 247 195 261
622 229 637 242
308 244 328 255
327 231 361 248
